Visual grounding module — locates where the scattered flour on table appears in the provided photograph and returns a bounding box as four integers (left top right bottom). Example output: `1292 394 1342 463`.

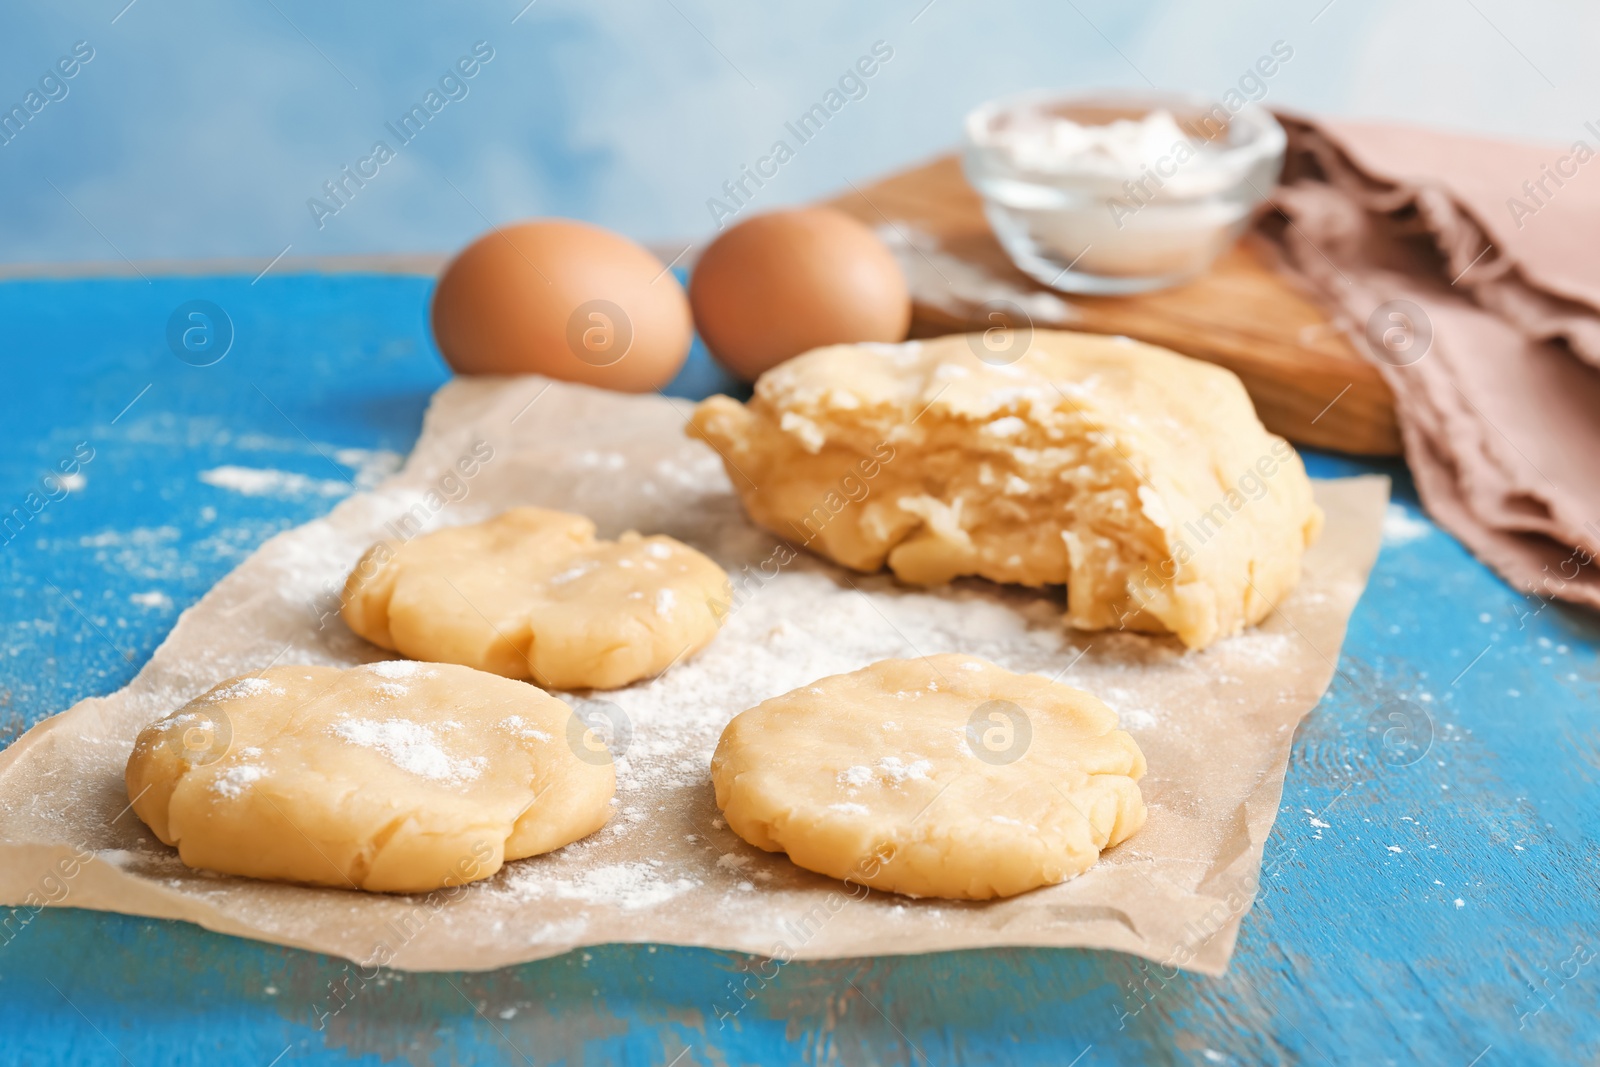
1098 686 1160 730
1382 502 1431 546
570 451 627 472
199 466 351 499
332 448 404 489
76 525 193 582
500 862 700 910
198 449 399 501
80 527 182 549
1212 631 1293 667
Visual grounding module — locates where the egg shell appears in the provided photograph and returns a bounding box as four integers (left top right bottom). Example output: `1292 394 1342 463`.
432 219 693 392
689 207 912 381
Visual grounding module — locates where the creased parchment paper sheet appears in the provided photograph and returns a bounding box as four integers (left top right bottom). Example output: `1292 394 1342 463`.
0 376 1387 976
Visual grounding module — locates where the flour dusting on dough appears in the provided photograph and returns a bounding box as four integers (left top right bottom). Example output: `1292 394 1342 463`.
206 677 285 702
332 717 486 783
365 661 435 680
213 763 267 798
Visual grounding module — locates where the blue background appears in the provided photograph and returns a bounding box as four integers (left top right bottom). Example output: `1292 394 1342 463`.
2 0 1595 264
0 273 1596 1064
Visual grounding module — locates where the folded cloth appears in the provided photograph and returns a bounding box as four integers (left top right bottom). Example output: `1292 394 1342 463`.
1260 112 1600 612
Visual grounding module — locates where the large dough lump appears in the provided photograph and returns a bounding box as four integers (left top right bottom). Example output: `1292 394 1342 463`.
125 661 615 893
711 655 1148 900
689 331 1322 649
341 507 730 690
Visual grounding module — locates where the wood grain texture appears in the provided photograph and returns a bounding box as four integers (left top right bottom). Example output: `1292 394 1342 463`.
0 274 1594 1066
826 155 1401 457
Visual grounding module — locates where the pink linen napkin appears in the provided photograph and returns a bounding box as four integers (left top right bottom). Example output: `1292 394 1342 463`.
1262 113 1600 612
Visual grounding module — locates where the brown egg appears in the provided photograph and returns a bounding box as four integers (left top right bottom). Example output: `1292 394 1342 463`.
431 219 693 392
689 207 911 380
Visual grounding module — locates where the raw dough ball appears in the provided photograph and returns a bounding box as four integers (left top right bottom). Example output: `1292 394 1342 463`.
125 662 614 893
342 507 730 690
711 655 1147 900
688 331 1322 650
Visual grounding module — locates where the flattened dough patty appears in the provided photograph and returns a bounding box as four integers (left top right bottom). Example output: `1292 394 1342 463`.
688 331 1323 649
710 654 1148 900
126 661 614 893
341 507 730 690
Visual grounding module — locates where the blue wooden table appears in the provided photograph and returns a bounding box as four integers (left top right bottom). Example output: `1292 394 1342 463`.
1 272 1595 1066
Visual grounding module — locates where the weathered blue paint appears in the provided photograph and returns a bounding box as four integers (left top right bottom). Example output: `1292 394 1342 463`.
0 274 1595 1066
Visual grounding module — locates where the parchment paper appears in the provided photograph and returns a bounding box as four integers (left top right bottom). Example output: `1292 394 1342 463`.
0 376 1387 976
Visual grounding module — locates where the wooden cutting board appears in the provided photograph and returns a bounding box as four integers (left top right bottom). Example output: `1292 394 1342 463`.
826 155 1400 456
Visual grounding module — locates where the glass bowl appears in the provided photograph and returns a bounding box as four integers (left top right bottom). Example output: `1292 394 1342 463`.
962 89 1287 295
